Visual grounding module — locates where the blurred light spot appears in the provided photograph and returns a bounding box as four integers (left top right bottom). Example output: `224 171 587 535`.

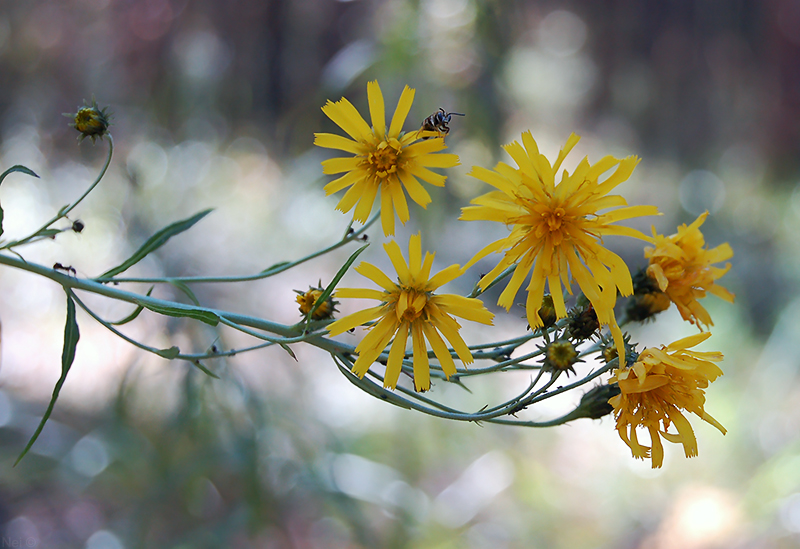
129 0 174 41
321 40 376 92
777 2 800 46
186 478 223 519
26 5 64 49
127 141 168 187
86 530 124 549
4 516 38 544
0 18 11 54
719 143 765 185
780 493 800 533
381 480 431 519
331 453 402 504
609 61 652 116
28 418 72 458
65 501 103 539
679 170 726 215
467 521 512 549
422 0 472 25
309 517 352 549
790 182 800 219
655 486 741 547
505 48 597 112
0 390 14 427
172 30 231 83
69 435 110 477
539 10 587 56
434 451 515 528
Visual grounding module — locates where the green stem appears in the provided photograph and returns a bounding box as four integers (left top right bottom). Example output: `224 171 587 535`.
93 211 380 284
2 136 114 250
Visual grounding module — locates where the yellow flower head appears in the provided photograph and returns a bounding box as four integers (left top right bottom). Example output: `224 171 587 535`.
315 81 460 236
327 233 494 392
608 332 726 468
460 131 659 366
645 212 734 329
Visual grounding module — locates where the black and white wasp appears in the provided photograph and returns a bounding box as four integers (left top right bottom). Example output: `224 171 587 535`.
420 108 465 138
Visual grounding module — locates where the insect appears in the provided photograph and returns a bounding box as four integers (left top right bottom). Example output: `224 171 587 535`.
420 108 465 137
53 262 77 276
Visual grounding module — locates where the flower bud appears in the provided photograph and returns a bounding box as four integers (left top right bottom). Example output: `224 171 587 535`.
65 99 111 143
625 268 670 322
295 283 338 320
566 302 599 341
541 339 581 376
574 384 621 420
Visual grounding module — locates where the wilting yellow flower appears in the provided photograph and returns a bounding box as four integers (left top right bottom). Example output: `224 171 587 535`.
608 332 726 468
315 81 460 236
460 131 658 365
646 212 734 329
327 233 494 392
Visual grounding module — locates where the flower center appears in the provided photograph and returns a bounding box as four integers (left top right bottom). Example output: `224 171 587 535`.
395 287 429 324
367 140 401 178
543 207 567 232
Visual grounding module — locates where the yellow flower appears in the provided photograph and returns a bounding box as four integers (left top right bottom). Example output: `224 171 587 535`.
608 332 726 468
327 233 494 392
315 81 460 236
645 212 734 329
460 131 658 366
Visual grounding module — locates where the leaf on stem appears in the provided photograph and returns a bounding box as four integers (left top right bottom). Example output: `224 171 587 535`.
306 243 369 321
168 279 200 305
110 286 154 325
99 209 213 278
0 165 39 238
261 261 290 274
15 292 79 466
140 301 220 326
155 346 180 359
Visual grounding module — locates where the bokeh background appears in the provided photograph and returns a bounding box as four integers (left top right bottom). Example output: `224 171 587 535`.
0 0 798 547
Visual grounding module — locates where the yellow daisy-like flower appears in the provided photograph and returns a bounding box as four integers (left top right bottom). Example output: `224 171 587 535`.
315 81 460 236
460 131 659 365
645 212 734 329
608 332 726 469
327 233 494 392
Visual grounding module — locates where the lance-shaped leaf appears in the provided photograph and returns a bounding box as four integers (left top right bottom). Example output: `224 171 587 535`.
110 286 154 325
139 301 220 326
306 243 369 321
99 209 212 278
16 293 79 465
168 279 200 305
0 165 39 238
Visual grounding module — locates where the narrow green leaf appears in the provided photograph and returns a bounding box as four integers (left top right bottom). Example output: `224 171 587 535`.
38 229 61 238
16 293 80 466
100 209 213 278
155 346 180 359
168 279 200 305
191 361 219 379
0 165 39 186
0 165 39 237
280 343 297 361
140 302 220 326
261 261 290 274
307 243 369 320
110 286 154 325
